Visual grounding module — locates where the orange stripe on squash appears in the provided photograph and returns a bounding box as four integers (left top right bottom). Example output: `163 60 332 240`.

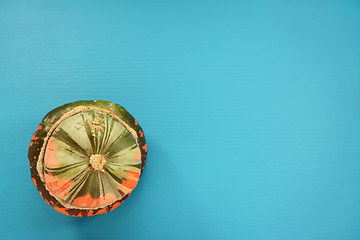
31 125 42 140
31 178 37 187
44 199 51 205
72 193 117 208
44 137 61 168
122 179 138 189
87 211 94 217
72 194 100 208
111 202 122 211
135 149 141 160
125 170 140 179
31 135 38 141
45 173 73 199
93 208 108 216
53 206 68 215
29 141 39 147
142 144 147 152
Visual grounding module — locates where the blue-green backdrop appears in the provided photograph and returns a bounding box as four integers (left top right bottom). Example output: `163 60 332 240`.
0 1 359 239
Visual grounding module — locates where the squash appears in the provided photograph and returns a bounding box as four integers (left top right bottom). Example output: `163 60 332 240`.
28 100 147 217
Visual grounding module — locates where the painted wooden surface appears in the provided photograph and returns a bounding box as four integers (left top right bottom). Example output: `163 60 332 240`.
0 1 359 239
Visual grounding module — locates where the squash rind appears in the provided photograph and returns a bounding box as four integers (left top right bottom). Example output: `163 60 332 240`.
28 100 147 217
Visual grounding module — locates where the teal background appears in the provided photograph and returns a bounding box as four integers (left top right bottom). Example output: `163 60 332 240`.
0 1 359 239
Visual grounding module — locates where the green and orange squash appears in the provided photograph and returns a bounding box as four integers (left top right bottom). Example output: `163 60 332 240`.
28 100 147 217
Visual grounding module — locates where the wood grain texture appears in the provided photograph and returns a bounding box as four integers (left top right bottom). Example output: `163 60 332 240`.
0 0 360 239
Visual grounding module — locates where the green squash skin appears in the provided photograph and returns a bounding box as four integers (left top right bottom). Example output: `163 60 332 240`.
28 100 147 217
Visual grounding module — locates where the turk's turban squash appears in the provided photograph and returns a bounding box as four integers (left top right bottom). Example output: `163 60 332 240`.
28 100 147 217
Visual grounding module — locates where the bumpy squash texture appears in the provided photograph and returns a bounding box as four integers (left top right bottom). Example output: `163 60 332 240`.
28 100 147 217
